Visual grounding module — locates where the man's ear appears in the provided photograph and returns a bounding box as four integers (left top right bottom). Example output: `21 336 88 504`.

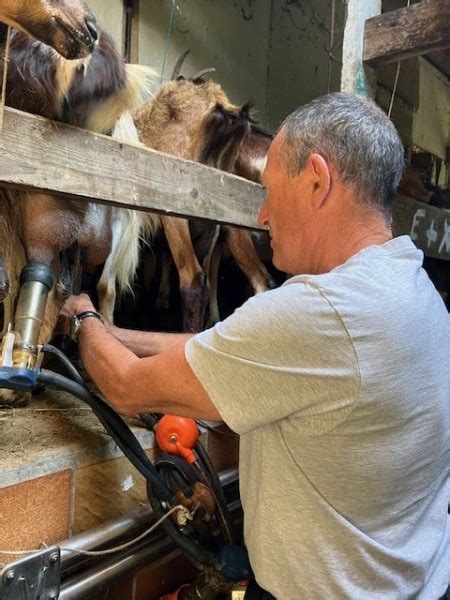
307 153 331 210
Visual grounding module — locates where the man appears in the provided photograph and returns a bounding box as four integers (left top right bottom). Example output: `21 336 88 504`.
62 92 450 599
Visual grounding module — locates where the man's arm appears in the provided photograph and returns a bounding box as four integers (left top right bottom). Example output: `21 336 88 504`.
106 322 192 358
62 295 222 421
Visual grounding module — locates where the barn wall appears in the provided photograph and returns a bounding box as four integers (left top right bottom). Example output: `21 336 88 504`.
137 0 273 127
265 0 346 132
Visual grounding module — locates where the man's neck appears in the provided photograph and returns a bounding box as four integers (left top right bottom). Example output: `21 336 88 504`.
311 214 393 275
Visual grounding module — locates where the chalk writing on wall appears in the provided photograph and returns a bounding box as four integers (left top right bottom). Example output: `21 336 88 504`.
393 195 450 261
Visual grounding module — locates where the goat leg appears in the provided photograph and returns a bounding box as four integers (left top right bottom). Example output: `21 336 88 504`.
205 241 222 327
225 227 276 294
156 251 172 311
162 215 208 332
0 253 11 338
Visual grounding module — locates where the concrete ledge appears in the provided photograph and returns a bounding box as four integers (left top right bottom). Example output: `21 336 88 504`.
0 389 156 489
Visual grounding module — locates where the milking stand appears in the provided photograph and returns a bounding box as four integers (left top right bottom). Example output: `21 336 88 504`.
0 264 251 600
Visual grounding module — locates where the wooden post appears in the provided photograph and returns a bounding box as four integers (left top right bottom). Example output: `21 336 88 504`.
341 0 381 97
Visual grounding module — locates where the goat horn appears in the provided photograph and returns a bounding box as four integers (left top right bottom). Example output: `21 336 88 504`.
171 48 191 80
189 67 216 82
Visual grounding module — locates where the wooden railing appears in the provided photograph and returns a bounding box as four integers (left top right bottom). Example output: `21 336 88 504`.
0 107 448 261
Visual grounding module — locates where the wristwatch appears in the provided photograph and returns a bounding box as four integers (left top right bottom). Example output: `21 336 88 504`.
70 310 104 341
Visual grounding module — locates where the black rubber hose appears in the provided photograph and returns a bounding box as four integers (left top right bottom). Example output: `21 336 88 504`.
195 441 236 544
40 351 151 474
38 369 173 502
39 362 218 569
139 412 162 430
42 344 85 386
155 454 198 487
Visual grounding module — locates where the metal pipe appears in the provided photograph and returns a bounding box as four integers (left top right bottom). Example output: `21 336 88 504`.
60 537 178 599
60 504 158 574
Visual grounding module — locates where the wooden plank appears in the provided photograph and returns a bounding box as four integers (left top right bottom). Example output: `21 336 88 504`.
393 195 450 261
0 107 265 230
341 0 381 96
364 0 450 66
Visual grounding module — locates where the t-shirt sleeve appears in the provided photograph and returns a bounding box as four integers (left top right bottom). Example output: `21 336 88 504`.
185 280 360 435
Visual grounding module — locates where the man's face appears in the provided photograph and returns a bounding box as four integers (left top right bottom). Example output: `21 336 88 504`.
258 132 316 274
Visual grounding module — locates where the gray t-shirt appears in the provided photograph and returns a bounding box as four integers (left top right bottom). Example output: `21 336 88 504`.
185 236 450 599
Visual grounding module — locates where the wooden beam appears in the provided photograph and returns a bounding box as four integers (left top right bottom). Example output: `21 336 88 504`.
364 0 450 66
393 195 450 261
341 0 381 96
1 109 448 261
0 107 265 230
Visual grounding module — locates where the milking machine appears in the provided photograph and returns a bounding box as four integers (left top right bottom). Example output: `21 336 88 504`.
0 263 251 600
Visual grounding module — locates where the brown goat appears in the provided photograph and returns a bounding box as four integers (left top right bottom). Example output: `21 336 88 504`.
195 103 275 324
0 25 154 405
134 77 274 331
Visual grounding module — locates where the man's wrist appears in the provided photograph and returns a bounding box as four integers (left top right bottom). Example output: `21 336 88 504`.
71 311 104 341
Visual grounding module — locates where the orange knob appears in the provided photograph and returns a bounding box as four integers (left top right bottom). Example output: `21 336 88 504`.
155 415 199 464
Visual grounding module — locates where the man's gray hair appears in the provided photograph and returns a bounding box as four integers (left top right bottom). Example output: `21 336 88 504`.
280 92 404 219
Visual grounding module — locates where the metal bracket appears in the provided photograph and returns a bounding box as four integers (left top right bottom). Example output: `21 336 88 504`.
0 546 60 600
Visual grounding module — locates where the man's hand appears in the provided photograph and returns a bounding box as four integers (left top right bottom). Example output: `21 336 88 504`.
60 293 95 320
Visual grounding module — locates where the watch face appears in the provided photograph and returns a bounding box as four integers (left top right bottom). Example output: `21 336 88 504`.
70 317 79 341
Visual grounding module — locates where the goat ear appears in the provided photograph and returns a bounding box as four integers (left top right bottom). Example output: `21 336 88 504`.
207 104 229 129
240 101 256 122
199 105 230 165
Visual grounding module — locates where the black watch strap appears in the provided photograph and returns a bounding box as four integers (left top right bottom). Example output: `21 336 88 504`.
71 310 103 341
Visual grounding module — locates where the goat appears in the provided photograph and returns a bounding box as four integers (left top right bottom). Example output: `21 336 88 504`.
134 77 274 331
0 25 156 405
0 0 97 59
195 103 275 324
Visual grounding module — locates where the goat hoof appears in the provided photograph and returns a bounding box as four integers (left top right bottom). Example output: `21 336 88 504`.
0 389 31 408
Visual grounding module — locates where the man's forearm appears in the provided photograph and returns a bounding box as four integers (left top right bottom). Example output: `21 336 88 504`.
59 292 220 420
76 318 220 420
108 325 193 357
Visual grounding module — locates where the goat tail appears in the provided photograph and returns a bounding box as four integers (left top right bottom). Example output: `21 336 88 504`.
109 111 160 295
111 208 159 295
